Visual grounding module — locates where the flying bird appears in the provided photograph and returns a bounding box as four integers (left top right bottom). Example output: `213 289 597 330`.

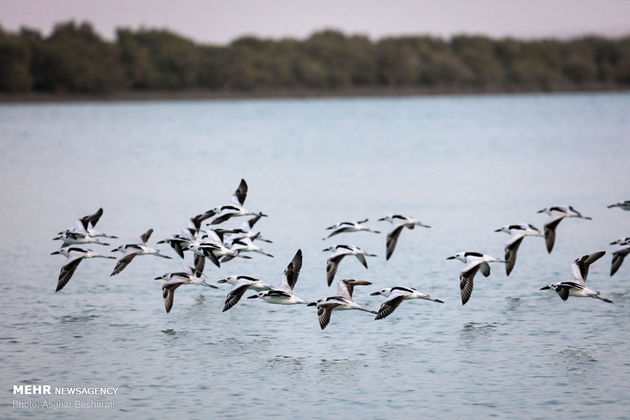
155 268 218 313
378 215 430 260
322 219 380 240
307 279 376 330
219 275 274 312
246 249 308 304
51 247 116 292
323 244 377 286
540 207 592 254
609 237 630 246
540 251 612 303
370 286 444 320
447 252 505 305
110 229 171 276
607 200 630 211
209 179 268 225
537 205 592 220
495 224 543 275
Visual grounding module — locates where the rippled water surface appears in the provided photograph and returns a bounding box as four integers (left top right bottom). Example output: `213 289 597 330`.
1 93 629 419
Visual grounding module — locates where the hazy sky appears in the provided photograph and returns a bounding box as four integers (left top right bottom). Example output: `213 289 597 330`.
1 0 629 43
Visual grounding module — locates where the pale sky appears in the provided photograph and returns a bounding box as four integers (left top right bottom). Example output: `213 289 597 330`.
1 0 629 43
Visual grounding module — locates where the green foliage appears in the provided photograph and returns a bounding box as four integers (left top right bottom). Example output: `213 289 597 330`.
0 27 32 91
0 21 629 94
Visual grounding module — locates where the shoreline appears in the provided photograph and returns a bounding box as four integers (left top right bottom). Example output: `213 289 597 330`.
0 85 627 104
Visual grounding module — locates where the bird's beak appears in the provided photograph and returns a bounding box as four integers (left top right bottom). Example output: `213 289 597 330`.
540 286 550 290
494 229 502 232
307 302 317 306
446 256 455 260
217 279 227 283
370 291 381 296
50 251 59 255
247 294 259 299
154 276 164 280
421 224 431 228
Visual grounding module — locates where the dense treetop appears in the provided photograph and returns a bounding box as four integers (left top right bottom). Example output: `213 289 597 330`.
1 21 629 94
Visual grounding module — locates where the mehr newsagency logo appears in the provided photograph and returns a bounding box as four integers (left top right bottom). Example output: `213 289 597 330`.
12 384 118 409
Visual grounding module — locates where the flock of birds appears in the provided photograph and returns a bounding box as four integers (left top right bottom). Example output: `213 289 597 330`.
51 181 630 330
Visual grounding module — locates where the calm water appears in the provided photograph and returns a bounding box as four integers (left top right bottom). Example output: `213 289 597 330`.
1 93 629 419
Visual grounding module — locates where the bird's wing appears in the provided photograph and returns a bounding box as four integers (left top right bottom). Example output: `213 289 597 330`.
317 302 341 330
544 215 565 254
386 225 405 260
110 251 138 276
375 292 407 320
137 228 154 244
223 281 254 312
162 283 182 313
170 240 185 259
460 262 481 305
211 210 235 225
246 214 263 230
479 262 491 277
231 179 248 206
326 253 346 287
504 235 525 276
193 254 206 277
78 207 103 231
555 284 571 301
280 249 303 292
56 256 84 292
354 253 368 269
611 248 630 276
571 251 606 284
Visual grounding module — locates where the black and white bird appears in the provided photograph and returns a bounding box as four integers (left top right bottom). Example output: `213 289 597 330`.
540 207 592 254
378 215 431 260
53 230 112 248
246 249 308 304
610 247 630 276
110 229 171 276
209 179 268 225
495 224 543 275
155 268 218 313
230 237 274 258
607 200 630 211
447 252 505 305
225 214 273 244
609 237 630 246
307 279 376 330
54 208 118 246
322 219 380 240
51 247 116 292
323 244 377 286
537 205 592 220
219 275 274 312
540 251 613 303
370 286 444 320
